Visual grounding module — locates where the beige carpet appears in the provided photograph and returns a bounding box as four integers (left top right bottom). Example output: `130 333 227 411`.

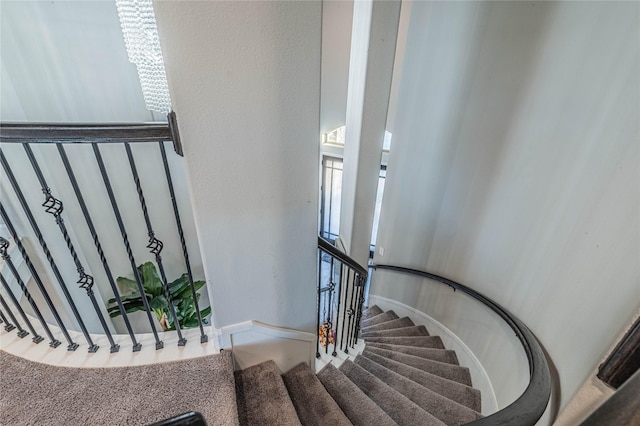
0 350 239 426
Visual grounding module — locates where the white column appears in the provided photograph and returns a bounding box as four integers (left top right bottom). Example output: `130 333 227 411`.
339 0 401 268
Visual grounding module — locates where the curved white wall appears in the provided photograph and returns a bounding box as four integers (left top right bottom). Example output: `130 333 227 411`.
372 1 639 423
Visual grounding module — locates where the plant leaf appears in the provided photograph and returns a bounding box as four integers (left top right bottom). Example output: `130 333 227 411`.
149 294 168 310
176 280 206 300
139 262 163 296
116 277 140 293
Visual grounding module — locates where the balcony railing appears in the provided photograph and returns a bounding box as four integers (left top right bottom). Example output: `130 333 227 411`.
316 236 368 358
0 117 208 353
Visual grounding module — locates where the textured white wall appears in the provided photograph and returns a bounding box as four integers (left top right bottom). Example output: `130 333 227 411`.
371 1 639 421
154 1 322 332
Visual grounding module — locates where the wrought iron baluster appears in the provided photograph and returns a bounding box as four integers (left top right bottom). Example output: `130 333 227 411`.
352 275 366 345
0 308 15 331
0 237 53 345
0 294 26 337
340 268 352 353
159 141 207 343
325 281 335 355
0 204 65 348
92 144 163 349
332 263 344 357
316 249 322 358
350 278 363 348
344 269 358 353
0 149 85 351
57 144 140 351
125 143 185 346
0 272 42 343
22 144 118 353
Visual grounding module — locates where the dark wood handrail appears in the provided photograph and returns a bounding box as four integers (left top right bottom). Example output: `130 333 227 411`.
371 264 551 426
317 236 368 278
0 123 172 144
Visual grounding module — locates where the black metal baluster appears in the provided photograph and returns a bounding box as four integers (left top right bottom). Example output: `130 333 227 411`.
0 204 66 348
344 269 357 353
340 268 351 353
159 141 207 343
0 149 87 351
350 278 363 348
0 272 42 343
57 144 140 351
92 144 163 349
0 308 15 331
332 263 344 357
0 294 27 337
21 144 116 352
316 249 322 358
325 281 335 355
352 275 366 346
0 236 54 344
125 143 185 346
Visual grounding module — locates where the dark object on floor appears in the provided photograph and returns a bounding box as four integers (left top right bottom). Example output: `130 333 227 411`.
149 411 207 426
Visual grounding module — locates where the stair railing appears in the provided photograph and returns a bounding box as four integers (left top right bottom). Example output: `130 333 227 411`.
0 115 209 354
316 236 368 358
370 264 552 426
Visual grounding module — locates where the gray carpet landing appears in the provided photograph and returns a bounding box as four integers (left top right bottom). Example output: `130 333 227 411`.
235 306 483 425
0 350 239 426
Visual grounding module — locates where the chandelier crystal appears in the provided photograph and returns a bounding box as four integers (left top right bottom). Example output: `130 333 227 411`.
116 0 171 114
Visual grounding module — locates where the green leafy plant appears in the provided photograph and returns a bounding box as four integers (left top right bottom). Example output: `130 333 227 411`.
108 262 211 331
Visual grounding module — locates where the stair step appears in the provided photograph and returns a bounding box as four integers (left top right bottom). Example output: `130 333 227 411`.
317 363 397 426
362 325 429 338
363 348 472 386
366 342 459 365
361 311 399 328
354 355 483 425
361 317 415 333
361 305 383 321
361 351 481 412
234 360 301 426
282 362 351 426
340 360 445 426
363 336 445 349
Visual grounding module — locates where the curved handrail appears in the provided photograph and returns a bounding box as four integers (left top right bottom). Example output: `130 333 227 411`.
318 236 368 278
371 264 551 426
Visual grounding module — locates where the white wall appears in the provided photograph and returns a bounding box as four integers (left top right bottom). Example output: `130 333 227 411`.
372 0 639 421
320 0 353 136
154 1 322 332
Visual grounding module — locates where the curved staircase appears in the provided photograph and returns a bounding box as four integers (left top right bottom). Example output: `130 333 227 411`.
234 305 484 426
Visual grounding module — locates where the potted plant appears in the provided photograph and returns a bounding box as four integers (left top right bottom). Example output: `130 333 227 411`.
107 261 211 331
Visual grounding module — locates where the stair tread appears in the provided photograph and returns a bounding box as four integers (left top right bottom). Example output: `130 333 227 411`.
361 351 481 411
361 317 415 333
282 363 351 426
364 336 445 349
354 355 483 425
340 360 446 426
361 305 383 321
235 360 301 426
317 363 397 426
362 325 430 338
366 342 459 365
364 347 472 386
361 311 399 328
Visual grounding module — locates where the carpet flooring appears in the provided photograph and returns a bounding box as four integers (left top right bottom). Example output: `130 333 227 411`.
234 305 483 425
0 350 239 426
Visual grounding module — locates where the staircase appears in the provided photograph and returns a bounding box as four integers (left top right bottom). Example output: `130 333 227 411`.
234 305 484 426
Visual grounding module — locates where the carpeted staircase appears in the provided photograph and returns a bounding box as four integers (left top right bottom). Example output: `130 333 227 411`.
234 305 484 426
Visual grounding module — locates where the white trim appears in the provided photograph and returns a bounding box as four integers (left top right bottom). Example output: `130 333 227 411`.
0 315 219 368
368 295 499 415
212 320 316 373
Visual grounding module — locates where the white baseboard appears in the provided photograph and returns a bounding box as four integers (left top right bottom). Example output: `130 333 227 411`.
368 295 499 414
213 320 316 373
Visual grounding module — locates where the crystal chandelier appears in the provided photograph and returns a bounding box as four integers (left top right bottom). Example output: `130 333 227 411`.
116 0 171 114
